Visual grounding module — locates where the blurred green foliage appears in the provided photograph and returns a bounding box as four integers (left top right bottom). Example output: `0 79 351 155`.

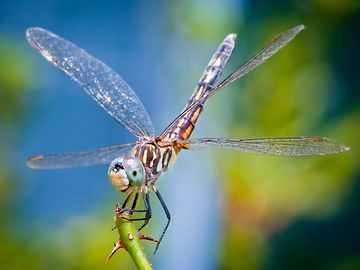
0 35 134 269
168 0 359 269
180 1 360 269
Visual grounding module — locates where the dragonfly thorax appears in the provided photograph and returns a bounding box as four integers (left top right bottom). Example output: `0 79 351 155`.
131 139 177 182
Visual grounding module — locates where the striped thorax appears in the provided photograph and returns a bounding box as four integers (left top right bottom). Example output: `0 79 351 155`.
131 138 177 181
108 138 178 192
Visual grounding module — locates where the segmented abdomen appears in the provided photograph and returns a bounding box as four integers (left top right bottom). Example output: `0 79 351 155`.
167 33 236 142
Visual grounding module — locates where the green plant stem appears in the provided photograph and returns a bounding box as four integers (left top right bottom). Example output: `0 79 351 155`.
115 214 153 270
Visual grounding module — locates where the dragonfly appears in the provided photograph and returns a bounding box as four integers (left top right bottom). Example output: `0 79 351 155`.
26 25 349 253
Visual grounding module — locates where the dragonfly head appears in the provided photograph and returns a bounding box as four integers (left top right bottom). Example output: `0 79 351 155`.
108 157 145 192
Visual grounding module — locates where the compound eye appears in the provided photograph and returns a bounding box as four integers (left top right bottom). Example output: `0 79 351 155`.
112 162 124 173
122 157 145 187
108 158 129 192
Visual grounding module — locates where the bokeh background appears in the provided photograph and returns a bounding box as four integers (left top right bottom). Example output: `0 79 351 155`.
0 0 359 269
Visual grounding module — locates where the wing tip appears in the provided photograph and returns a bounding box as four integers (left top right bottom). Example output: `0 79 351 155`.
25 27 44 39
308 137 351 154
26 155 44 168
227 33 237 40
224 33 237 45
294 24 305 32
284 24 305 40
26 27 42 48
341 144 351 152
25 27 54 51
320 137 351 153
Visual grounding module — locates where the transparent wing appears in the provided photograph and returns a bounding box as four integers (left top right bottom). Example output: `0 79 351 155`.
26 27 155 138
159 25 304 139
213 24 305 93
188 137 350 156
27 143 135 169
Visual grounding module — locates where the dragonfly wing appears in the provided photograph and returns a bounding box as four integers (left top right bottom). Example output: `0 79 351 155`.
159 25 304 139
26 27 155 138
27 143 135 169
188 137 350 156
213 25 305 93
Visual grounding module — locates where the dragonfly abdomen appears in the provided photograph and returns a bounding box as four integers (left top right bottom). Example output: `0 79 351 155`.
187 34 236 106
164 34 236 142
167 104 203 141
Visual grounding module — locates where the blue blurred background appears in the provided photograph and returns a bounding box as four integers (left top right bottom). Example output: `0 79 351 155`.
0 0 359 269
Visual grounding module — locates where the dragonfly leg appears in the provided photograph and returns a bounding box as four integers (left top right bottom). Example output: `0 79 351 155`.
128 192 139 215
137 189 152 231
120 192 148 216
121 216 150 221
112 192 133 229
121 209 147 213
121 191 133 209
120 188 152 224
152 185 171 254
